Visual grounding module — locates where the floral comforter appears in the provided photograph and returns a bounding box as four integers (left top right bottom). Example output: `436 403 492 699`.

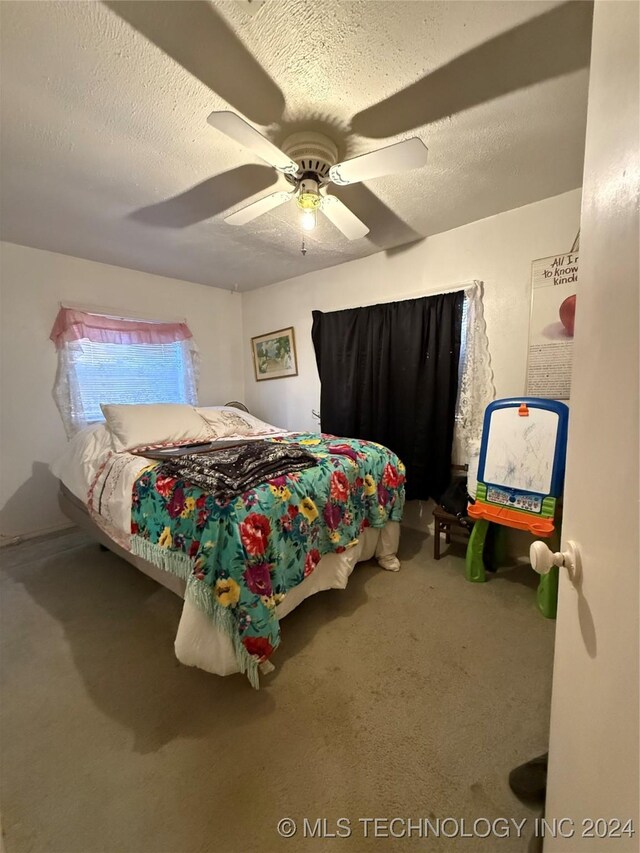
130 433 405 686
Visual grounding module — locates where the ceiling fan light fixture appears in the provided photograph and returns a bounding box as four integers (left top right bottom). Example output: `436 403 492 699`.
296 177 322 212
297 191 321 210
297 178 321 231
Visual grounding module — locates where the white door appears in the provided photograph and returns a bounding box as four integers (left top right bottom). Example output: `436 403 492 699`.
544 2 639 851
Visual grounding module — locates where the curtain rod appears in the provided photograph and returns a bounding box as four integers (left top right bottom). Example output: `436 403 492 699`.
341 280 481 311
59 301 188 325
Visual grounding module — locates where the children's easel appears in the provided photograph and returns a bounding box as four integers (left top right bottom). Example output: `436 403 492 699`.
465 397 569 618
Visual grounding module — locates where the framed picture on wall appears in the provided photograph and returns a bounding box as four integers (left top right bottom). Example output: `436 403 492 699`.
251 327 298 381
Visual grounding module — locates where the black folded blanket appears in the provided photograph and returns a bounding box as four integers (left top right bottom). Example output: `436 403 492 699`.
156 440 317 502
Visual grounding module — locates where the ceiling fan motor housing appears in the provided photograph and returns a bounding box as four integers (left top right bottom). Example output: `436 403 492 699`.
281 131 339 185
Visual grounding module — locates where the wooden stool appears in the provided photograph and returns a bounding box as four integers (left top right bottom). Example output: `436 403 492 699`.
433 506 473 560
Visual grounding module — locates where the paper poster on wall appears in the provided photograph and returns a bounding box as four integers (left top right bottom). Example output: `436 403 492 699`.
525 251 579 399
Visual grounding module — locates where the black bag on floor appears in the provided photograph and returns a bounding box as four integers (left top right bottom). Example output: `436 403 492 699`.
438 477 472 529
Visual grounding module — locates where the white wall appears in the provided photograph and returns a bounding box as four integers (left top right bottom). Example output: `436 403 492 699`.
545 1 639 846
0 242 244 538
241 190 582 433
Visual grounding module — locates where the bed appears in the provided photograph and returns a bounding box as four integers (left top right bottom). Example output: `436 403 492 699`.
51 405 405 687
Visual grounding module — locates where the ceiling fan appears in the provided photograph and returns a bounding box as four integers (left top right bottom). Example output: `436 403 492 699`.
114 1 592 251
206 110 429 240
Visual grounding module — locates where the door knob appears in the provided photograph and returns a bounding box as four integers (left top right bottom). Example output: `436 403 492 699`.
530 540 582 583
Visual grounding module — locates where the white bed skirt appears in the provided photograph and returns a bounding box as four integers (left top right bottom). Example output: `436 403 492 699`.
175 520 401 677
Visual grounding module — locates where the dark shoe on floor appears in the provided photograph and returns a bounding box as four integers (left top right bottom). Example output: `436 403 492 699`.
509 753 548 803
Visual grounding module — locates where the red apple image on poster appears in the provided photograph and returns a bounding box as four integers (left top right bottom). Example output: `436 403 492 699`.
560 294 576 336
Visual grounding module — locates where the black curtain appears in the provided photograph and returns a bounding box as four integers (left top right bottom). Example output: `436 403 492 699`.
312 291 464 500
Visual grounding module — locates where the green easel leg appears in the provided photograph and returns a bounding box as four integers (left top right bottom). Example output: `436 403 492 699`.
537 566 559 618
465 519 489 583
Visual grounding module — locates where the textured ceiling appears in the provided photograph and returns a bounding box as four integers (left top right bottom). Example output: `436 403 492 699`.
0 0 592 291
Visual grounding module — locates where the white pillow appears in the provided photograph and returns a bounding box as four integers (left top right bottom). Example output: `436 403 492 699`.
196 406 283 438
101 403 212 452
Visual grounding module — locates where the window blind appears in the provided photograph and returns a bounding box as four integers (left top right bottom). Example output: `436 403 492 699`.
70 340 194 423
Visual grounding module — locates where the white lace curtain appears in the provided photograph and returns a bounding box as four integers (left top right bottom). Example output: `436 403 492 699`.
454 281 495 463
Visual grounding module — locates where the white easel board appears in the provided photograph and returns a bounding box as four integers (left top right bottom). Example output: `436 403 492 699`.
483 406 560 494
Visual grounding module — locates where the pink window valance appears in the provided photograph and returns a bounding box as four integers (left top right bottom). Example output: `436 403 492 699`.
50 308 193 348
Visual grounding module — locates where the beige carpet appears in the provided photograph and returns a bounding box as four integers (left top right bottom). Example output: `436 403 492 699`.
1 526 554 853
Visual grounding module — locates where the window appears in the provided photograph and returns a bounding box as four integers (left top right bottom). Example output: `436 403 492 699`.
50 308 199 436
68 339 196 422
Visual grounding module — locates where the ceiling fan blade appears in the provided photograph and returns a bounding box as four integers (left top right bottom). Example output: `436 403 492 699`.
329 138 428 186
320 196 369 240
225 191 294 226
208 111 299 177
332 184 423 251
